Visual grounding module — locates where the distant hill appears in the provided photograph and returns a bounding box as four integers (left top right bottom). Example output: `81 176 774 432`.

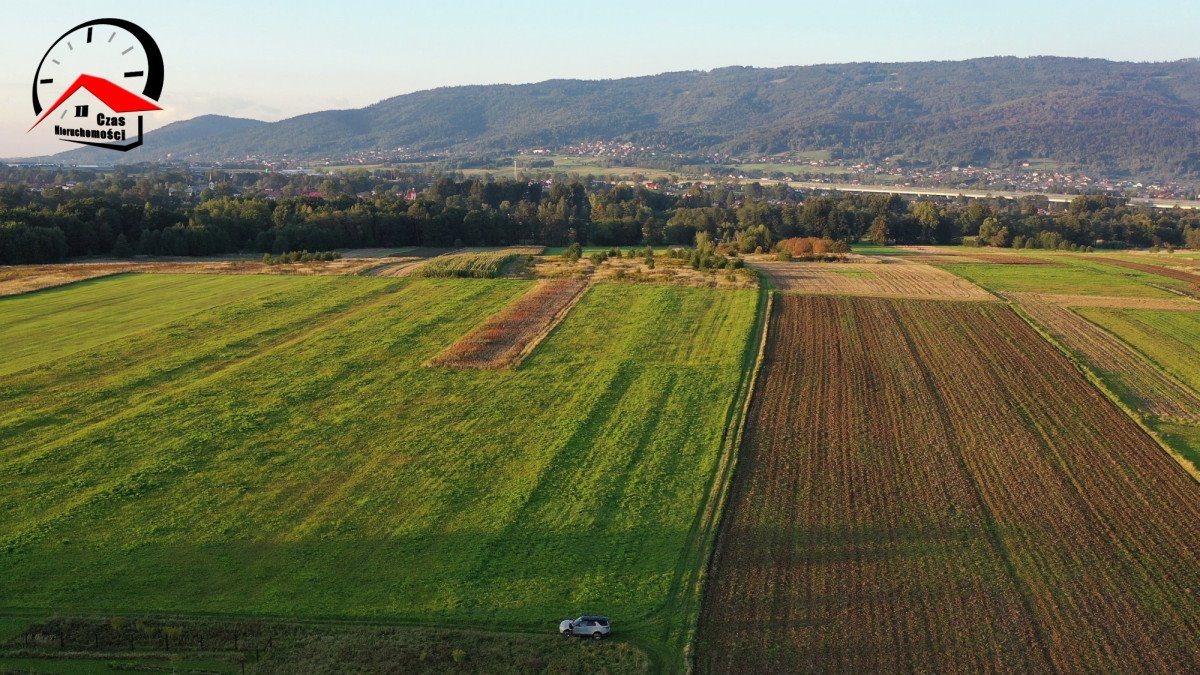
38 57 1200 178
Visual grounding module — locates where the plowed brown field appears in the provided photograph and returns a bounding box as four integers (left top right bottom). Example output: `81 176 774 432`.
429 278 589 368
755 259 996 301
698 295 1200 673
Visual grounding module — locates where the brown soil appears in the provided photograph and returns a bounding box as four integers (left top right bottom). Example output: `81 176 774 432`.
698 295 1200 673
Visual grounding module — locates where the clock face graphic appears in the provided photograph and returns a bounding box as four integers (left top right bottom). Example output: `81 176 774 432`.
29 18 164 151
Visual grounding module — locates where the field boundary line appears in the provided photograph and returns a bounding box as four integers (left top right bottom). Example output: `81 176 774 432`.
676 287 773 674
1011 304 1200 483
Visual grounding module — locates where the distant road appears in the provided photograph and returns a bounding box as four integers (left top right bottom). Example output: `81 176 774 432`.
758 179 1200 210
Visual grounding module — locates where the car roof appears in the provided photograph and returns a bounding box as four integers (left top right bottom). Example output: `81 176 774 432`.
579 615 609 621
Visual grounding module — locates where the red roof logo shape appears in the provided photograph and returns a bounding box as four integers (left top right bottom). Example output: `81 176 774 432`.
29 73 161 132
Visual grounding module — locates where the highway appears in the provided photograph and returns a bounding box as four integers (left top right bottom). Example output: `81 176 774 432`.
761 180 1200 210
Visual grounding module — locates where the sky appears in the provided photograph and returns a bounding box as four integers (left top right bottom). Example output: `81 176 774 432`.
2 0 1198 157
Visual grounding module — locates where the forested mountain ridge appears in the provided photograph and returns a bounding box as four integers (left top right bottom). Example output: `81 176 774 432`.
37 57 1200 177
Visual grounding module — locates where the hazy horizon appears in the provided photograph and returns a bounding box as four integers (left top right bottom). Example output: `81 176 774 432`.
3 0 1199 157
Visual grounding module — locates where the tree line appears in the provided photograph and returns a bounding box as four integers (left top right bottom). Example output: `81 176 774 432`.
1 169 1198 264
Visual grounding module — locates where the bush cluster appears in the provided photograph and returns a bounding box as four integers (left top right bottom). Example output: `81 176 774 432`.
261 250 342 264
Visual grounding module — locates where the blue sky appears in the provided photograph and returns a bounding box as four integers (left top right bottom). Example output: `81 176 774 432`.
3 0 1198 156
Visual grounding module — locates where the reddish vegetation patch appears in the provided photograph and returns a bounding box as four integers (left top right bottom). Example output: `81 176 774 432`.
776 237 843 256
698 295 1200 673
430 279 589 369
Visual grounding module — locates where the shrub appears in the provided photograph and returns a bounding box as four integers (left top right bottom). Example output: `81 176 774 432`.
776 237 849 257
562 242 583 262
261 250 342 265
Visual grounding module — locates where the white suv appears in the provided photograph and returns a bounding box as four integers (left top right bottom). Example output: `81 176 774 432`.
559 615 611 639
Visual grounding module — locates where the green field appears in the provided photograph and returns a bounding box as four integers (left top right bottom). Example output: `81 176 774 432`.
1079 306 1200 479
1075 308 1200 393
0 273 757 668
939 258 1185 297
0 274 319 377
0 656 238 674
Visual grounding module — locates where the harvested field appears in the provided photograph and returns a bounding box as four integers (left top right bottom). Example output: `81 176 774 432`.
698 295 1200 673
0 263 141 297
754 259 996 301
1018 298 1200 421
139 258 383 276
429 278 590 369
1 258 415 296
358 247 458 277
1004 291 1198 311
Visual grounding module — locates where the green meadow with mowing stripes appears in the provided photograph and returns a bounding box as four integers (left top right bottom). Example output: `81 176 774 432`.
0 274 323 377
0 273 757 664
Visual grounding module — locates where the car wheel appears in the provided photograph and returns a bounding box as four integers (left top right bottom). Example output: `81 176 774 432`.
592 631 603 640
562 629 572 637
